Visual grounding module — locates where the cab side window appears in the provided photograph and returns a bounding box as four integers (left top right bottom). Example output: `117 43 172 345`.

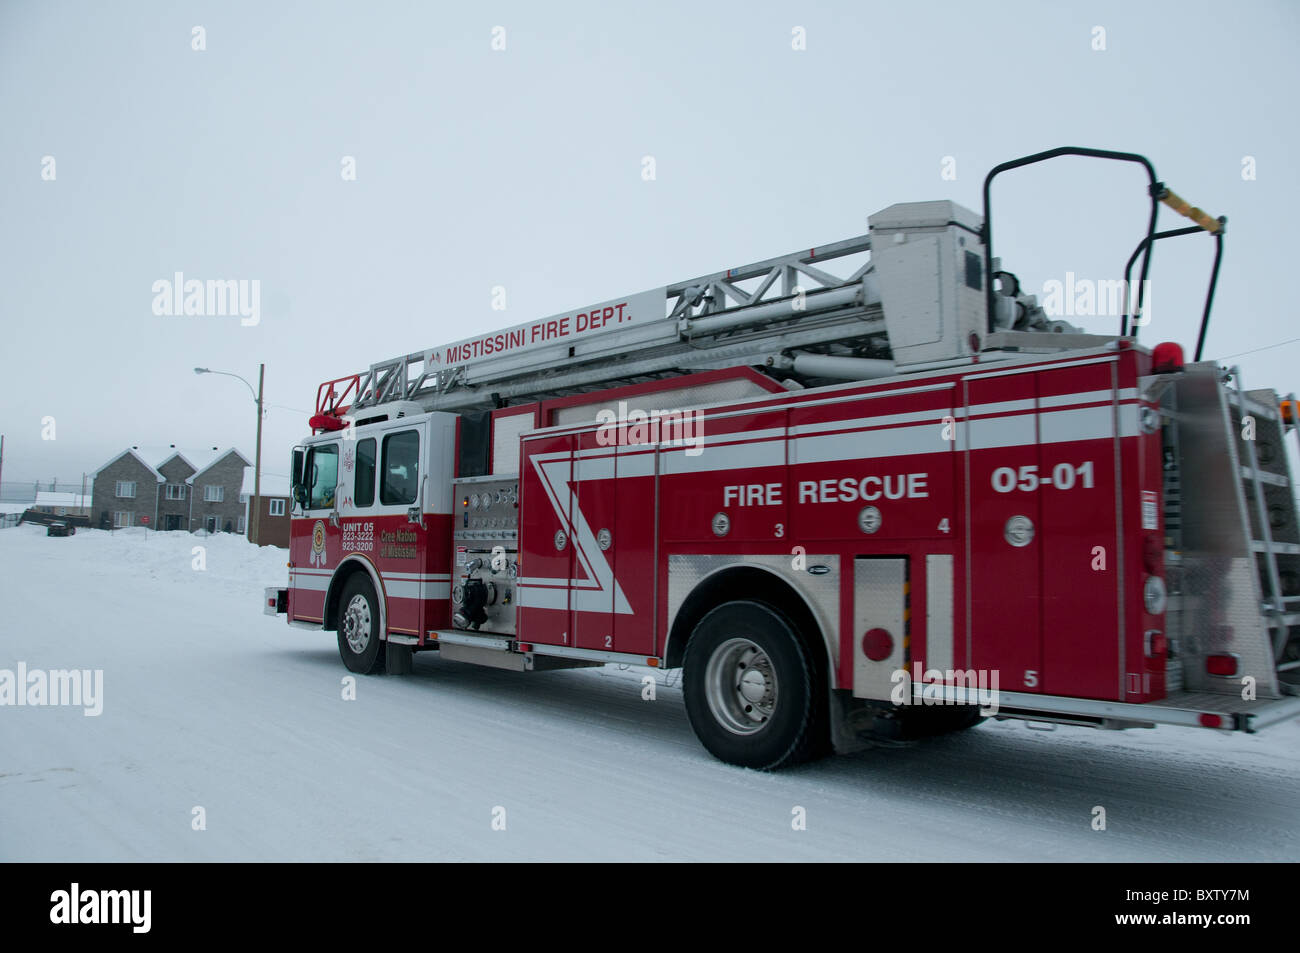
354 438 377 507
381 430 419 506
308 445 339 509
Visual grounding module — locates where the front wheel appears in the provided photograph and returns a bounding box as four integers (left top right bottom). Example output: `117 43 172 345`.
337 573 385 675
683 600 818 770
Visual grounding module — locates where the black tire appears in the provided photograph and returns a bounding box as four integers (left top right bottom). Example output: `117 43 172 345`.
337 573 385 675
683 600 818 770
894 705 985 740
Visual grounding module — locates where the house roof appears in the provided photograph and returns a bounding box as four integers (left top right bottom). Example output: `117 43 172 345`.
92 448 165 482
157 450 198 474
186 447 252 484
35 491 91 508
241 470 291 498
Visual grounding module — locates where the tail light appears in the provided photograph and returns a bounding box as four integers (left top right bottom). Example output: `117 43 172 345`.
1206 654 1238 677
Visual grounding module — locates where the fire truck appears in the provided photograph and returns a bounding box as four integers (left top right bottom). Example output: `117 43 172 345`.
264 147 1300 769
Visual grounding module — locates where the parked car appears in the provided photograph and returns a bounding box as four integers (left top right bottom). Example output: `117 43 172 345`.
46 522 75 537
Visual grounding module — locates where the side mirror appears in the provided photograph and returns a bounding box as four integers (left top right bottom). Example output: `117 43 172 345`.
290 448 306 508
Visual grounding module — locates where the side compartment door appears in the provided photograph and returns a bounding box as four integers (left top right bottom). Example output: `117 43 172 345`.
517 433 574 646
964 374 1042 692
572 430 617 652
1036 362 1122 700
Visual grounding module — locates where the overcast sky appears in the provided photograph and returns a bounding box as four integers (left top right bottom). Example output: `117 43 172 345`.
2 0 1297 495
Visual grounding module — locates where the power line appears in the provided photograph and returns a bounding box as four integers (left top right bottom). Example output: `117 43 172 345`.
1216 337 1300 361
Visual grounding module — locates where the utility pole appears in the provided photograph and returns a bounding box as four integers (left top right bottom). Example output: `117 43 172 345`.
253 363 264 546
194 364 266 546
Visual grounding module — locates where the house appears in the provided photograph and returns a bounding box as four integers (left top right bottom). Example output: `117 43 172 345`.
90 445 251 533
242 471 291 548
33 491 92 517
90 449 165 529
188 448 252 534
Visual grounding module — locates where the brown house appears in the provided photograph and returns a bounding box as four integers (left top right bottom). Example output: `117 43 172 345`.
242 471 290 548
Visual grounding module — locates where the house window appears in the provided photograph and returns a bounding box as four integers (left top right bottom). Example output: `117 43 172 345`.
237 515 245 534
115 481 137 499
114 511 132 527
204 485 224 503
165 483 185 500
269 498 286 517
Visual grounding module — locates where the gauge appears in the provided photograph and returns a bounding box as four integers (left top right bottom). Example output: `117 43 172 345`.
470 493 481 510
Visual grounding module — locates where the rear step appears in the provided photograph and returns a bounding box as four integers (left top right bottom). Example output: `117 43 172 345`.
910 683 1300 732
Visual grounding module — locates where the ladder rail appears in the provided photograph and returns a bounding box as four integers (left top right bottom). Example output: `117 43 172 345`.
1228 366 1289 661
345 235 884 413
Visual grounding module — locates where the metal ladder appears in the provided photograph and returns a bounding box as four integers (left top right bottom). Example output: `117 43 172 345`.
1227 367 1300 684
342 234 885 416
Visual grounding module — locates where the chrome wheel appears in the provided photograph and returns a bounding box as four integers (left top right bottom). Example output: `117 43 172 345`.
342 593 372 654
704 637 778 735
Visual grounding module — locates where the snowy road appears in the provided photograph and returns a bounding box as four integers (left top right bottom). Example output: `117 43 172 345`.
2 525 1297 861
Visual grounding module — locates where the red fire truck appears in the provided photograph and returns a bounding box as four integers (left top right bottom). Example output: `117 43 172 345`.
264 148 1300 768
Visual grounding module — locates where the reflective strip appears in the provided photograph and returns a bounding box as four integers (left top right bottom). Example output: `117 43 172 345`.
385 579 450 600
660 438 783 475
1038 405 1115 444
517 585 568 611
794 422 951 464
290 574 330 592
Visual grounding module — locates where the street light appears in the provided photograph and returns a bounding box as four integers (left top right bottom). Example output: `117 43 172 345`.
195 365 265 546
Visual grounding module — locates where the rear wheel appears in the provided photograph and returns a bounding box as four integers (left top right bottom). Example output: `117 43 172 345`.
337 573 385 675
683 600 818 770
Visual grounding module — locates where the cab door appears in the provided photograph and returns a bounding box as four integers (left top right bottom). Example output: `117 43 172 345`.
289 439 341 624
356 420 431 639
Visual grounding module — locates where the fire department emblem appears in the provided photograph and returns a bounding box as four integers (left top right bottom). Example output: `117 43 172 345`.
310 520 327 567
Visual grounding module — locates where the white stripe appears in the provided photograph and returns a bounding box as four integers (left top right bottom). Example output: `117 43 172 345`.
385 579 451 600
790 407 954 436
968 414 1036 451
794 421 953 464
660 438 783 475
517 586 568 610
290 575 330 592
383 571 452 581
1039 405 1114 444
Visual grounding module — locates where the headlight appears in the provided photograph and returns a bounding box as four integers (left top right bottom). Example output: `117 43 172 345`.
1144 575 1167 615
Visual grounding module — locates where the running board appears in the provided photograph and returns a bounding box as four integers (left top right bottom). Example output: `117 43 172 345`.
426 630 604 672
